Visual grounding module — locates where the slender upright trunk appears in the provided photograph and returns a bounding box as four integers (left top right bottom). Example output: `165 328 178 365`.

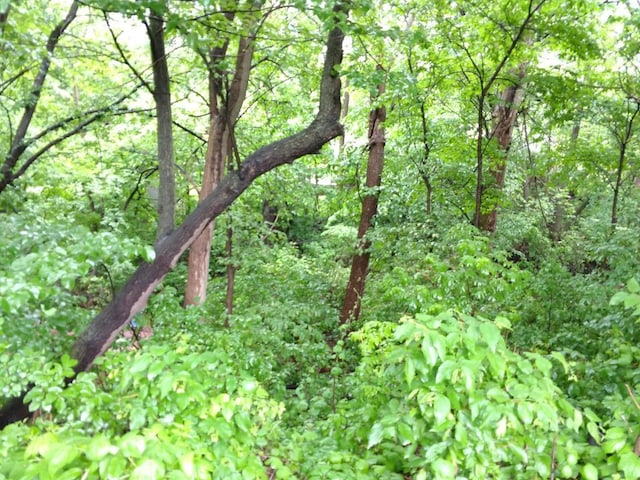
471 2 545 229
477 67 526 232
418 103 433 215
147 12 175 241
611 100 640 227
184 29 254 306
225 221 235 327
340 66 386 324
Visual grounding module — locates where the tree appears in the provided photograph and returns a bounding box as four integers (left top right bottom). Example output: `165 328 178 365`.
340 64 386 324
184 4 260 306
0 3 347 428
0 2 79 193
147 7 176 241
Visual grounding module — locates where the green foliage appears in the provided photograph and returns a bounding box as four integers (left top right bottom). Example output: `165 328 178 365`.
2 0 640 478
0 339 282 479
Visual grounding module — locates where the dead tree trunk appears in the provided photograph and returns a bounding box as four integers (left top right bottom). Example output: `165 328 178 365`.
0 10 347 428
340 66 386 324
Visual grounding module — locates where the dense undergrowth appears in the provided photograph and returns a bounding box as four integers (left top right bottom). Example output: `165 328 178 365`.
1 192 640 479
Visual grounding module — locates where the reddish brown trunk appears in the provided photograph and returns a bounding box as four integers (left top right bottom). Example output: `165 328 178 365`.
340 67 386 324
184 32 253 306
477 67 526 232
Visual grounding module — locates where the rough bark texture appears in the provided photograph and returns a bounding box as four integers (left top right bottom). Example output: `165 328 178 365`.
477 67 526 232
0 12 346 429
148 12 176 241
0 1 78 193
184 23 254 306
340 68 386 324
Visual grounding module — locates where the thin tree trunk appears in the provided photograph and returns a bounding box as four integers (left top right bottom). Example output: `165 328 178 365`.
477 67 526 232
0 2 78 193
0 10 347 428
225 221 234 327
471 0 545 229
611 100 639 227
184 28 255 306
340 66 386 324
419 103 433 215
147 12 176 241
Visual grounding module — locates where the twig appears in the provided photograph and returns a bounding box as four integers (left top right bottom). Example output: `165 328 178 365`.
550 433 557 480
625 383 640 411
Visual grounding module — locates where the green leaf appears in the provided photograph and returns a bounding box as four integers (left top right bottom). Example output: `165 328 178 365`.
581 463 598 480
119 433 145 458
434 394 451 425
479 322 501 352
131 458 165 480
619 452 640 479
431 458 456 478
587 422 601 444
142 245 156 262
367 422 384 448
628 278 640 293
46 443 79 476
86 436 116 461
405 357 416 385
397 421 415 445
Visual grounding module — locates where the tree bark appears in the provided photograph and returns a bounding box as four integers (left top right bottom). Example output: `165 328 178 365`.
340 66 386 324
147 12 176 241
225 222 235 327
471 0 546 229
184 18 256 306
0 10 347 429
0 1 79 193
477 66 526 232
611 99 639 227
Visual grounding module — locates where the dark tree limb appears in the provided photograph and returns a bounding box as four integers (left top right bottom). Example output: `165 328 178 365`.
0 1 79 193
0 7 347 429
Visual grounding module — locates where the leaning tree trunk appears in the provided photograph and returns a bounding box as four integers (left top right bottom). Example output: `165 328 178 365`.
0 8 347 428
184 27 255 306
477 67 526 232
340 66 386 324
147 12 176 241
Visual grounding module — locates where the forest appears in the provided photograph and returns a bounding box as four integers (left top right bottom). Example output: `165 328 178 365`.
0 0 639 478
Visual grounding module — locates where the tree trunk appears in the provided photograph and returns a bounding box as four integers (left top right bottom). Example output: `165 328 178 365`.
611 100 640 227
225 221 235 327
147 12 176 241
477 67 526 232
184 30 254 306
0 2 78 193
340 66 386 324
0 11 347 429
471 2 545 229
